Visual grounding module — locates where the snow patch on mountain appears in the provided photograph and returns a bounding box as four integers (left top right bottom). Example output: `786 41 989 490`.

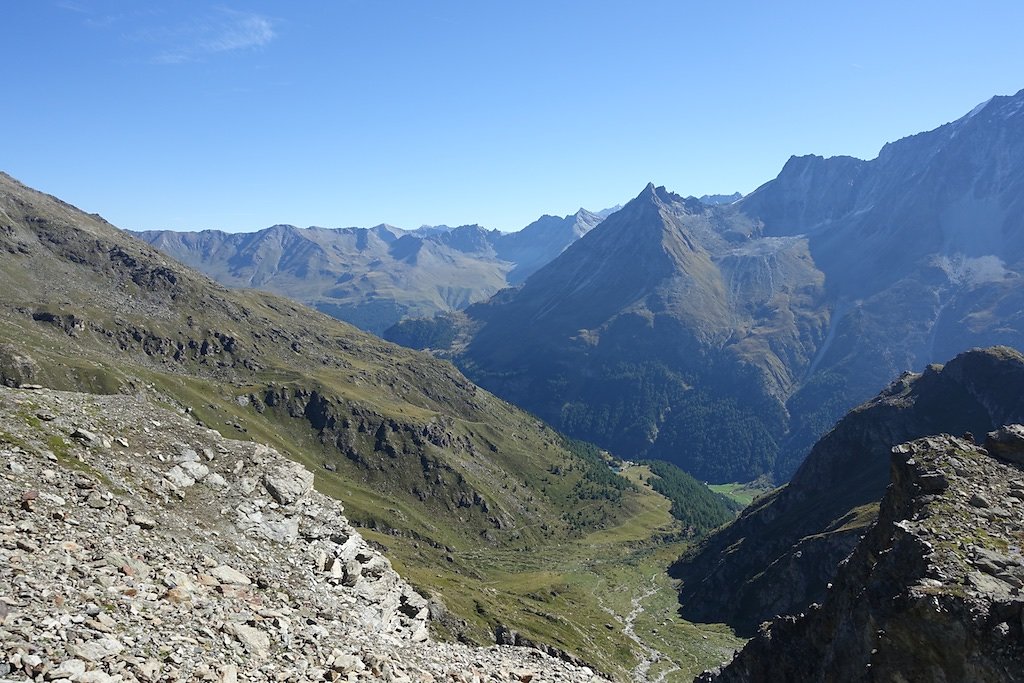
932 253 1009 285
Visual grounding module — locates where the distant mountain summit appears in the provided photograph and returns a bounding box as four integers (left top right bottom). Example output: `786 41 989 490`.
135 209 604 334
498 208 603 284
698 192 742 205
391 89 1024 484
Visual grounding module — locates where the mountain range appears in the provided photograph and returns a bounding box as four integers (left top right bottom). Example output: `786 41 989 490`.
386 88 1024 485
6 86 1024 682
133 209 604 334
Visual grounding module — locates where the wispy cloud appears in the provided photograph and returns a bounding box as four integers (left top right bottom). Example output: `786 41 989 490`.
148 8 277 64
56 1 89 13
64 4 277 64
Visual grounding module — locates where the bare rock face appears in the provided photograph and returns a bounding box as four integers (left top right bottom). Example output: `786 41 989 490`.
0 343 39 388
261 461 314 505
985 424 1024 464
0 386 603 682
698 432 1024 682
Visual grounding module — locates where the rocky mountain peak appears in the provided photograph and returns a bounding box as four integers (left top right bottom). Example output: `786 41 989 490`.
633 182 684 210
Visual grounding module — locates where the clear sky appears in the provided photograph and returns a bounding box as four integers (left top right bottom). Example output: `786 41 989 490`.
5 1 1024 233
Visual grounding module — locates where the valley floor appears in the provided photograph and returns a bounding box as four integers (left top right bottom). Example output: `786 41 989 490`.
362 465 743 681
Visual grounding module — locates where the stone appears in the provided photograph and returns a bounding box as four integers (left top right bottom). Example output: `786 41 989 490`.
204 472 228 489
227 623 271 658
967 571 1012 595
971 546 1014 574
969 492 991 508
984 424 1024 464
72 637 124 661
72 427 99 444
164 465 195 489
210 564 251 585
218 664 238 683
331 654 364 673
178 460 209 481
135 659 161 681
914 470 948 493
163 586 191 603
262 463 314 505
131 512 157 529
21 489 38 510
47 658 87 680
86 491 108 509
176 446 200 462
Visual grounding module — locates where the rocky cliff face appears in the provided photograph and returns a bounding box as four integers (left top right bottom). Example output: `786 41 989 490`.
0 386 603 682
673 346 1024 636
698 428 1024 682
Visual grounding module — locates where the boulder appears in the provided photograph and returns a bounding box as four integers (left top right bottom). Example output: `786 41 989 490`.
984 424 1024 464
262 463 314 505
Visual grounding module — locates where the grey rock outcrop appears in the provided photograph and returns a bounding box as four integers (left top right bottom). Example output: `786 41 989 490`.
698 432 1024 682
984 424 1024 464
262 461 314 505
0 344 38 388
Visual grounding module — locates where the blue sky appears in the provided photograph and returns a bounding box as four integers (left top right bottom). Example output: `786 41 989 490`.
5 2 1024 232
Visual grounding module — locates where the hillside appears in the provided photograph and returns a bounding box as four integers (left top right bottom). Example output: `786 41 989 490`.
0 385 604 681
134 209 602 334
673 346 1024 636
699 429 1024 681
388 88 1024 485
0 171 735 677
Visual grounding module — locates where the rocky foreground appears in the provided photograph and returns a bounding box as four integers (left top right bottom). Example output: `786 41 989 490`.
699 428 1024 682
0 387 603 682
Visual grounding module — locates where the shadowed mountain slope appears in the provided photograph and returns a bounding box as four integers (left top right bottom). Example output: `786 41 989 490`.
673 346 1024 637
399 182 828 482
